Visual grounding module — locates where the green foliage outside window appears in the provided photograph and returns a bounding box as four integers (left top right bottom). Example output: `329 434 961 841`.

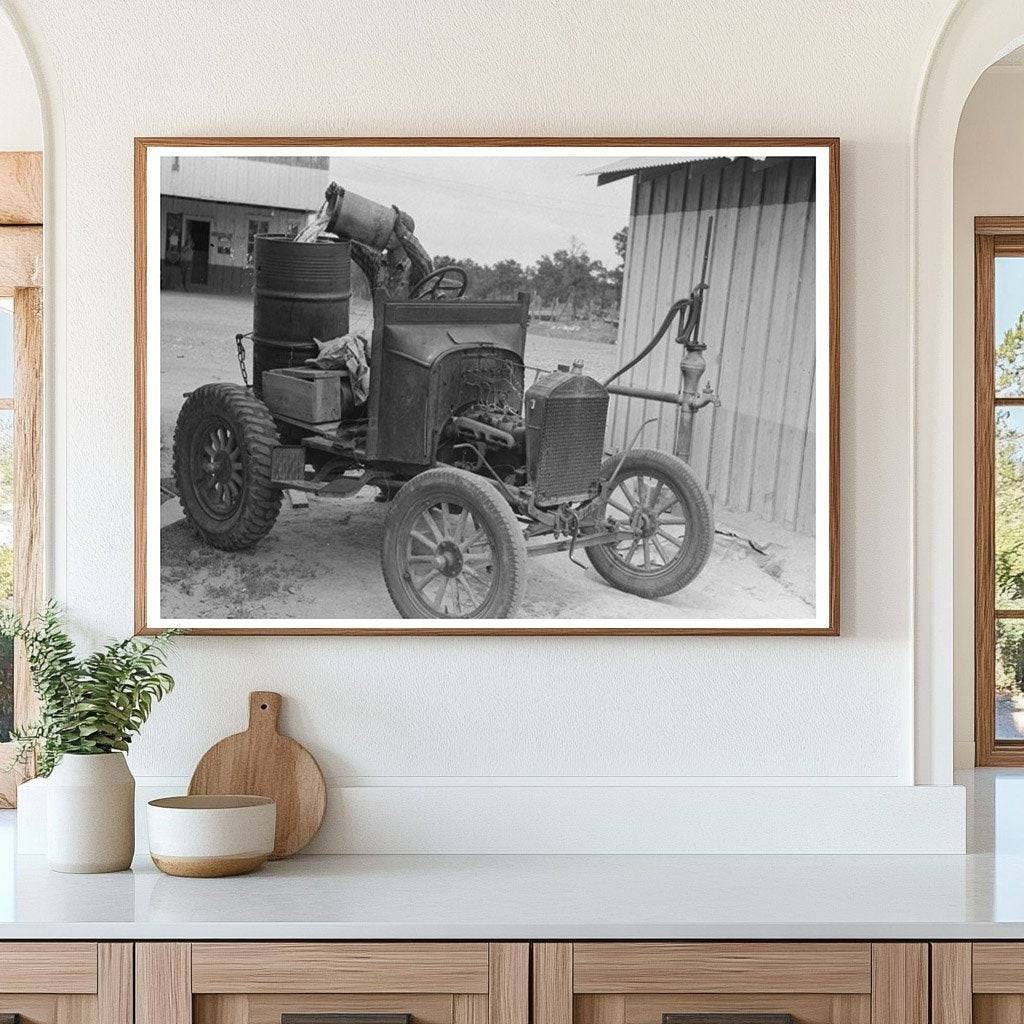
995 313 1024 694
0 633 11 743
0 412 12 742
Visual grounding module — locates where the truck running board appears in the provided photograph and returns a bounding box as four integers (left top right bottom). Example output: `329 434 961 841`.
270 446 373 496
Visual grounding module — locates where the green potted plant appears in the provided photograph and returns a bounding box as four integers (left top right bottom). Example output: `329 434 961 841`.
2 604 177 873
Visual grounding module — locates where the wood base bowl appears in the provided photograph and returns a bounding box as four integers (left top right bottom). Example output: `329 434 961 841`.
150 853 268 878
147 795 276 878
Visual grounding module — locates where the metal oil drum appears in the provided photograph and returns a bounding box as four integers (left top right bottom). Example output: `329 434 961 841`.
251 234 351 396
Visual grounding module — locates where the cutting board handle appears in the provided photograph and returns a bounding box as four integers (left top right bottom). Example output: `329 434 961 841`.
248 691 282 734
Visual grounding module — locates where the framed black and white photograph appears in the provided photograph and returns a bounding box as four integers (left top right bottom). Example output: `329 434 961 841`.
135 138 839 635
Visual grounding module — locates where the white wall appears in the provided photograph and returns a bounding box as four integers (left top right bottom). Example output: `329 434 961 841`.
0 0 974 852
952 65 1024 768
0 7 40 151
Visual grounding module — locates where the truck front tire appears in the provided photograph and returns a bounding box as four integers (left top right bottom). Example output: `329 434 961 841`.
382 467 528 619
586 447 714 599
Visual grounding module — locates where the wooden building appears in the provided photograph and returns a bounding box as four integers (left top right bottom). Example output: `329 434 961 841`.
595 155 818 535
160 155 330 293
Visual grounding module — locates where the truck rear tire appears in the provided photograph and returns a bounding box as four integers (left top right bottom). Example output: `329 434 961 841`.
382 467 528 619
172 383 283 551
586 447 714 599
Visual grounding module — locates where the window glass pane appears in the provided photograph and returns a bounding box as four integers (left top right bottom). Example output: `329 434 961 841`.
996 256 1024 396
997 406 1024 609
0 301 12 399
998 619 1024 740
0 409 11 742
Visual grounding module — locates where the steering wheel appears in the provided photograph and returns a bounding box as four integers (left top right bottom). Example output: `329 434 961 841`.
409 265 468 301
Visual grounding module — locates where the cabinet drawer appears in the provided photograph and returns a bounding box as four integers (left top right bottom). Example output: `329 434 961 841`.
0 942 98 993
535 943 926 1024
973 943 1024 992
933 943 1024 1024
572 943 872 994
196 993 458 1024
0 942 130 1024
139 942 528 1024
191 942 490 993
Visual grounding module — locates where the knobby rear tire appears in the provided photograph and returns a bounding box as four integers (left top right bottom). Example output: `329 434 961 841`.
172 383 283 551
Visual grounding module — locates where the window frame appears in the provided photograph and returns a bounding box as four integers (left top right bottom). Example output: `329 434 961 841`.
975 218 1024 765
0 151 43 806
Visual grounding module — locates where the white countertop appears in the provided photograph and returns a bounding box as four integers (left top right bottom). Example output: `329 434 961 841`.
1 770 1022 941
1 849 1023 940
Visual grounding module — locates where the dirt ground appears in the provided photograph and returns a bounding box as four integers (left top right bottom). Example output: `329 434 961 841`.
158 291 815 622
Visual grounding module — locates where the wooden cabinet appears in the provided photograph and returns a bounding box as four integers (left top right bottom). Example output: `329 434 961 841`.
0 938 944 1024
533 944 928 1024
0 942 132 1024
136 943 528 1024
931 943 1024 1024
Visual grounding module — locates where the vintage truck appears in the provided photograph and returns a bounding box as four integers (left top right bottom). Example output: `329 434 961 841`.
172 183 716 619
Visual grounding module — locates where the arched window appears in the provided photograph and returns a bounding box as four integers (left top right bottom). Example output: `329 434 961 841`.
975 221 1024 763
957 49 1024 765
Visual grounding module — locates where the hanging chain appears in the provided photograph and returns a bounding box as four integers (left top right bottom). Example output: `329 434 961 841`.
235 332 252 388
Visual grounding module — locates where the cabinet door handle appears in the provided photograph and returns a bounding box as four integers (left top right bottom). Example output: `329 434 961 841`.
283 1016 411 1024
664 1016 797 1024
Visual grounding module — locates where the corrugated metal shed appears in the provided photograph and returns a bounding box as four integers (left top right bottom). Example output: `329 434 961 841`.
605 155 817 535
586 155 732 186
161 155 329 212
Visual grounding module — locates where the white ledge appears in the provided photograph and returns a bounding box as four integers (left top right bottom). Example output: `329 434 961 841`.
1 849 1023 940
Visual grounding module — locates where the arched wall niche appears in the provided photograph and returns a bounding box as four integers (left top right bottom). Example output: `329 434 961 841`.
914 0 1024 785
0 4 43 151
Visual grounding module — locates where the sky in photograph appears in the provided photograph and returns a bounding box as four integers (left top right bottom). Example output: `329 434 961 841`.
327 153 633 268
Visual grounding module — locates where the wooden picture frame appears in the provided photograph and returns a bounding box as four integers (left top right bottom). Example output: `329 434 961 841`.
0 151 43 806
135 137 840 636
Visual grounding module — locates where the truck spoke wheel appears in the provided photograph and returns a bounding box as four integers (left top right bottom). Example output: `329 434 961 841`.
605 469 689 572
586 448 714 599
382 467 527 619
405 500 496 616
193 420 245 518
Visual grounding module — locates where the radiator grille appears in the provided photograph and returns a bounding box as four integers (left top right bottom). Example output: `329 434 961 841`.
526 372 608 505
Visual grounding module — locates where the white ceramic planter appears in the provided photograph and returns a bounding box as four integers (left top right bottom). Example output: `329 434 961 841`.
46 752 135 873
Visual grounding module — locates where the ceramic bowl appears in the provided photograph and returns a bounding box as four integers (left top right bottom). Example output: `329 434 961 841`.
147 795 276 877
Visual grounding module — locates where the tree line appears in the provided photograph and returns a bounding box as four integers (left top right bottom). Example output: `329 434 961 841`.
350 227 629 317
433 228 627 318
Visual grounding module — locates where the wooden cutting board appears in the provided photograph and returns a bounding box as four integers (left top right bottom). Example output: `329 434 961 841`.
188 691 326 859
